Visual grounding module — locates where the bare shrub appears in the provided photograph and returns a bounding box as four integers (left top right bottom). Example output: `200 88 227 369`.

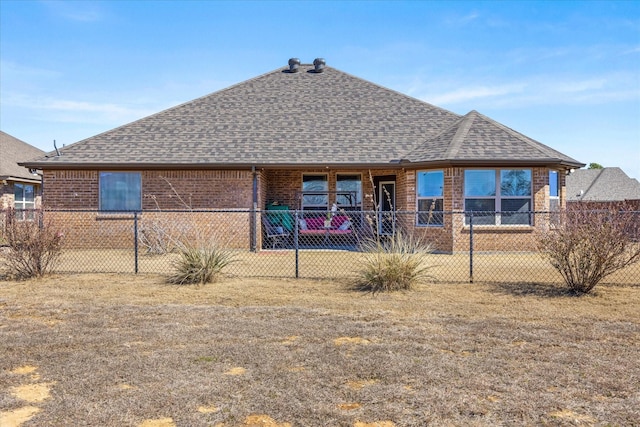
537 204 640 294
354 230 435 293
1 209 64 279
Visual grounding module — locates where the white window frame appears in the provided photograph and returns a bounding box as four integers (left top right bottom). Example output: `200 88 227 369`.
464 169 532 226
416 170 444 226
14 183 36 221
99 171 142 212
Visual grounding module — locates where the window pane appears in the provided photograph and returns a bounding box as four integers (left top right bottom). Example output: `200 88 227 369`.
417 171 444 197
549 170 559 197
336 174 361 206
465 199 496 225
500 170 531 196
501 199 531 225
24 185 34 202
14 183 24 200
417 198 443 225
100 172 141 211
464 170 496 196
302 175 328 207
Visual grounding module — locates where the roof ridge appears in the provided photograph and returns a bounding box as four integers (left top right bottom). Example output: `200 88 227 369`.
470 110 569 159
581 168 604 198
445 111 477 158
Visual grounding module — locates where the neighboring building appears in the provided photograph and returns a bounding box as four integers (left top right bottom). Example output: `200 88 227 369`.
566 167 640 203
0 131 45 215
21 58 584 251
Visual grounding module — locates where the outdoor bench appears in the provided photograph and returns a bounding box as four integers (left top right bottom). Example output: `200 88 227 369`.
298 215 352 235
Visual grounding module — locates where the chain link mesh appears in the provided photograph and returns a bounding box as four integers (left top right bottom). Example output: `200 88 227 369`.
2 208 638 285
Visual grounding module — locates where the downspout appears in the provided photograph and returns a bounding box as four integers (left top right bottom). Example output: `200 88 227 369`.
251 166 258 252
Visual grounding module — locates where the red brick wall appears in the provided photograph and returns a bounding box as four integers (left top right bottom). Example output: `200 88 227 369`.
41 166 568 252
43 169 254 210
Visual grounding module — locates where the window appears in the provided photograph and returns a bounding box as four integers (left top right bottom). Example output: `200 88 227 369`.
464 169 532 225
301 174 328 210
549 170 560 209
14 183 35 220
99 172 141 211
336 174 362 209
416 170 444 226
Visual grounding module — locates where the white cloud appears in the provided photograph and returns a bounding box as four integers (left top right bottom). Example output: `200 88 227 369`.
425 84 525 105
414 72 639 109
41 0 105 22
4 93 155 125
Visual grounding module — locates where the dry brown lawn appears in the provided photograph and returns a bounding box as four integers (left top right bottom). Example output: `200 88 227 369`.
1 273 639 426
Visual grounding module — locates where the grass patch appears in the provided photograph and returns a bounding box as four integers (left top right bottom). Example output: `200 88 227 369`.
1 274 638 425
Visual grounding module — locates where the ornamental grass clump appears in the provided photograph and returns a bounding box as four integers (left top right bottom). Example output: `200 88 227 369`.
168 240 237 286
354 230 435 293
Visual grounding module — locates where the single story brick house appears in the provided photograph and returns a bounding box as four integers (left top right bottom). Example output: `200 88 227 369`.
1 131 44 218
21 58 584 252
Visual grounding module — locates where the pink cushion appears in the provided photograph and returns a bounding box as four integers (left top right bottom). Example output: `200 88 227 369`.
305 217 325 230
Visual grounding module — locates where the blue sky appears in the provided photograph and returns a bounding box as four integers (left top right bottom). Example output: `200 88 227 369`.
1 0 639 179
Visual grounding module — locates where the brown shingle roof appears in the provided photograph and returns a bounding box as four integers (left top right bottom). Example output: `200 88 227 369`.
406 111 583 166
21 62 583 169
566 167 640 201
0 131 45 182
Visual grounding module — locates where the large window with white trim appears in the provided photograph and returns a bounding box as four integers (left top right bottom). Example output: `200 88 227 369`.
99 172 142 211
464 169 532 225
14 183 36 220
416 170 444 226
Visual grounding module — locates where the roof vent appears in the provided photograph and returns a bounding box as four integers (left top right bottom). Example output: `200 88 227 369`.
313 58 326 73
288 58 300 73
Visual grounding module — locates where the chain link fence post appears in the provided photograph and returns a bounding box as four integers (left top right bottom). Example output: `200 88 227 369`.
134 212 139 274
469 211 473 283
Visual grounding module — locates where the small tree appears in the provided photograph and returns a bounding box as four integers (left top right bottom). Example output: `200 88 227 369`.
537 204 640 294
1 209 64 279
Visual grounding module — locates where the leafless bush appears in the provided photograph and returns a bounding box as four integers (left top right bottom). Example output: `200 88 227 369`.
1 209 64 279
537 204 640 294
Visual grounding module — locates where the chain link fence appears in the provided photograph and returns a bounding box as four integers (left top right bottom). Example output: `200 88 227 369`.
1 208 639 285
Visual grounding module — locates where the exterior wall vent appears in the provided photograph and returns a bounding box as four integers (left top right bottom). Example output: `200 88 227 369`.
313 58 326 73
288 58 300 73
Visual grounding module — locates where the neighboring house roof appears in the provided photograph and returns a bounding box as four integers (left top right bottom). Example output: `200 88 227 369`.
0 131 45 183
21 61 583 170
566 167 640 202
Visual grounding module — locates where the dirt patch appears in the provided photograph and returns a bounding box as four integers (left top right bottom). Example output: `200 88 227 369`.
10 366 37 375
0 406 41 427
11 383 54 403
243 414 291 426
347 379 379 390
334 337 370 346
354 422 396 427
549 409 597 423
197 405 219 414
138 418 175 427
224 367 247 376
338 403 362 410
